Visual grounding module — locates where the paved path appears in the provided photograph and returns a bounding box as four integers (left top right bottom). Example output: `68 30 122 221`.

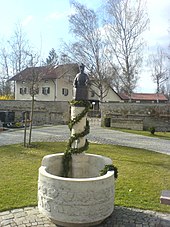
0 125 170 155
1 206 170 227
89 126 170 155
0 207 170 227
1 125 170 226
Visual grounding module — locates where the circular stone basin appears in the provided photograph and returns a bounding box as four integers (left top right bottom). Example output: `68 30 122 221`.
38 153 115 227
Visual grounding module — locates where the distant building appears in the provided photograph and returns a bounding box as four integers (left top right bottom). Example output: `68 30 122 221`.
9 63 122 103
10 64 167 104
9 64 79 101
119 93 168 103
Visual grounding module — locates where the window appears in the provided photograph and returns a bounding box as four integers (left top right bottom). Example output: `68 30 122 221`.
20 87 27 95
42 87 50 95
62 88 68 96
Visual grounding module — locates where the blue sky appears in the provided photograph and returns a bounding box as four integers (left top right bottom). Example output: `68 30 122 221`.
0 0 102 57
0 0 170 92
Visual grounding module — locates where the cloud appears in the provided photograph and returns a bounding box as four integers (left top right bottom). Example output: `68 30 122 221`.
45 12 65 20
147 0 170 19
45 7 77 21
139 1 170 92
146 0 170 49
67 6 76 16
21 16 33 26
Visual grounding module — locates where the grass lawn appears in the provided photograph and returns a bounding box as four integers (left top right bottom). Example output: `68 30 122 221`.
0 142 170 213
109 127 170 140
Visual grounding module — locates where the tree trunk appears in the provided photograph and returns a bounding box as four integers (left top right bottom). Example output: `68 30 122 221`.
24 112 27 147
28 95 35 146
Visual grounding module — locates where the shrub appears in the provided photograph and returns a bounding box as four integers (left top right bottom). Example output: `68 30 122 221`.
149 127 155 135
0 95 14 100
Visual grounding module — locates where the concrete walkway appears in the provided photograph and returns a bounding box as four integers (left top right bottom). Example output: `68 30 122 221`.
0 125 170 226
1 125 170 155
89 126 170 155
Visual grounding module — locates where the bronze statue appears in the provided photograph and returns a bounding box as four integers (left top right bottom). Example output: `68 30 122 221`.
73 63 89 100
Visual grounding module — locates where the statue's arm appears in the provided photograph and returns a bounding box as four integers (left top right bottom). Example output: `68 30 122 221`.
73 77 78 88
85 76 89 86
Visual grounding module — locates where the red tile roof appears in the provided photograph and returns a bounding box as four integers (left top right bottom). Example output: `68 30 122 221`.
119 93 168 101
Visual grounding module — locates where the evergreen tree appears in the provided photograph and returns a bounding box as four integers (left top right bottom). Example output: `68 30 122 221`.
45 48 59 66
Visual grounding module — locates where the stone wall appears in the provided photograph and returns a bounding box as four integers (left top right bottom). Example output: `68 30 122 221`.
0 100 70 125
111 118 143 130
1 101 170 131
101 102 170 131
88 117 101 126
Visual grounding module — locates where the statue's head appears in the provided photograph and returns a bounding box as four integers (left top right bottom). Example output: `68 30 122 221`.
73 63 89 100
79 63 85 72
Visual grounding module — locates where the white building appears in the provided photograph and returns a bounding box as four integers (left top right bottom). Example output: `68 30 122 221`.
10 63 122 103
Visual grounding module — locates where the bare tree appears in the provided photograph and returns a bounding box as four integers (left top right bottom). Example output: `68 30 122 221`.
20 52 48 146
104 0 149 95
22 52 61 146
105 63 122 93
26 54 41 146
161 81 170 100
8 23 31 75
0 46 11 95
59 54 72 65
164 43 170 100
0 24 32 96
148 46 168 93
62 1 115 102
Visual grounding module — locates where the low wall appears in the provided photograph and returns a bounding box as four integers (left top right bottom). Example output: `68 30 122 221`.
1 101 170 131
0 100 70 125
101 102 170 131
111 118 143 130
88 117 101 126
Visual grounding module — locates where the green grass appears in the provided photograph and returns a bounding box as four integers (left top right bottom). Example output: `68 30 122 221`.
109 127 170 140
0 142 170 213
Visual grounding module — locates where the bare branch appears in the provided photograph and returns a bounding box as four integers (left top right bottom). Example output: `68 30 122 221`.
63 1 115 102
148 46 168 93
105 0 149 94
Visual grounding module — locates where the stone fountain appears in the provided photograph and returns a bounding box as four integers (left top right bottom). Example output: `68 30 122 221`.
38 64 116 227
